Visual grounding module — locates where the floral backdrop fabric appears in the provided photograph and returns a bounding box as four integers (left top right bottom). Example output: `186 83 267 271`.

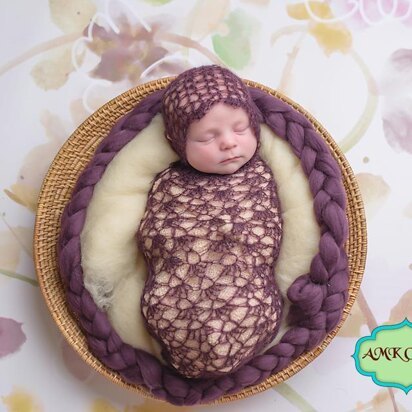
1 0 412 411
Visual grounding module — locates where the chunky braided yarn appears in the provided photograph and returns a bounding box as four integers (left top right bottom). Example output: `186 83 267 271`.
58 81 349 406
138 154 283 379
162 65 262 161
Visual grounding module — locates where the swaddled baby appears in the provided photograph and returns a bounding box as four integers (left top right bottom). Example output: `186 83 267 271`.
137 65 283 379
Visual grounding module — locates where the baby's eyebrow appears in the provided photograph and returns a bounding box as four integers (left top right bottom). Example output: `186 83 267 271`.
233 120 249 127
188 129 216 140
198 127 219 135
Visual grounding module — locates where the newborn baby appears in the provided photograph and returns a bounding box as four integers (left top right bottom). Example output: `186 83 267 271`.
137 65 283 379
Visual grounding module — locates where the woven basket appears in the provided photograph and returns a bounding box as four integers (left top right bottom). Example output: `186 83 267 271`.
34 78 367 404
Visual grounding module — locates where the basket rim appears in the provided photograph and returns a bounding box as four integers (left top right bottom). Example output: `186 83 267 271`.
33 77 367 404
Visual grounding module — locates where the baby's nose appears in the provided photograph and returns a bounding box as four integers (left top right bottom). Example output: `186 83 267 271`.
220 133 237 150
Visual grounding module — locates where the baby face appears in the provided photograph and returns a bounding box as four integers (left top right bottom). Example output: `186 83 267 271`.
185 103 257 174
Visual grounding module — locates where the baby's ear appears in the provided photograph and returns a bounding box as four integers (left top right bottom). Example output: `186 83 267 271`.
165 133 172 142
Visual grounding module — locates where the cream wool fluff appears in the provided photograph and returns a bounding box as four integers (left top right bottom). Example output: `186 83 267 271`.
80 114 320 361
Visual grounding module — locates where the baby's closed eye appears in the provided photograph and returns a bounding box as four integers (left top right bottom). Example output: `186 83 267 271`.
196 136 215 143
233 123 250 133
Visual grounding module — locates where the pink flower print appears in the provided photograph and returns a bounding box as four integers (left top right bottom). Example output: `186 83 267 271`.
328 0 412 29
0 317 27 358
380 49 412 154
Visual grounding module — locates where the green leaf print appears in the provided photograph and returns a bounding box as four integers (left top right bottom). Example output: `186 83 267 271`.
212 9 257 69
142 0 173 5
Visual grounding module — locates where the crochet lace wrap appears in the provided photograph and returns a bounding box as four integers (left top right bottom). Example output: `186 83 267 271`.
137 154 283 378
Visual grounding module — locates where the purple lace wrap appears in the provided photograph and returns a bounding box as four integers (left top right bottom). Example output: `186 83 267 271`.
137 154 283 379
58 87 349 405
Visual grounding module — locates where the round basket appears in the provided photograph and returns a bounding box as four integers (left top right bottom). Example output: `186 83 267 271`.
34 78 367 404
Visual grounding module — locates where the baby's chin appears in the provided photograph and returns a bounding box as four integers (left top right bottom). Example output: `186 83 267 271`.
192 159 249 175
215 163 245 175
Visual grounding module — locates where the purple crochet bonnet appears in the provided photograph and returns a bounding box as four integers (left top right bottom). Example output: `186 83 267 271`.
161 65 262 161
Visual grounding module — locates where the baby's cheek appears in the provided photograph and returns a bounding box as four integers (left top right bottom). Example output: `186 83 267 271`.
186 142 200 163
196 145 214 160
246 135 258 155
186 144 213 172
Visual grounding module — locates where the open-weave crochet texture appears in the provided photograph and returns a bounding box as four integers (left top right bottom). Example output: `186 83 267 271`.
138 154 283 379
58 86 349 406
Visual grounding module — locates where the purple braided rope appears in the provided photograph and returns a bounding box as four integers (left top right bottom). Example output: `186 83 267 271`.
58 86 349 405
